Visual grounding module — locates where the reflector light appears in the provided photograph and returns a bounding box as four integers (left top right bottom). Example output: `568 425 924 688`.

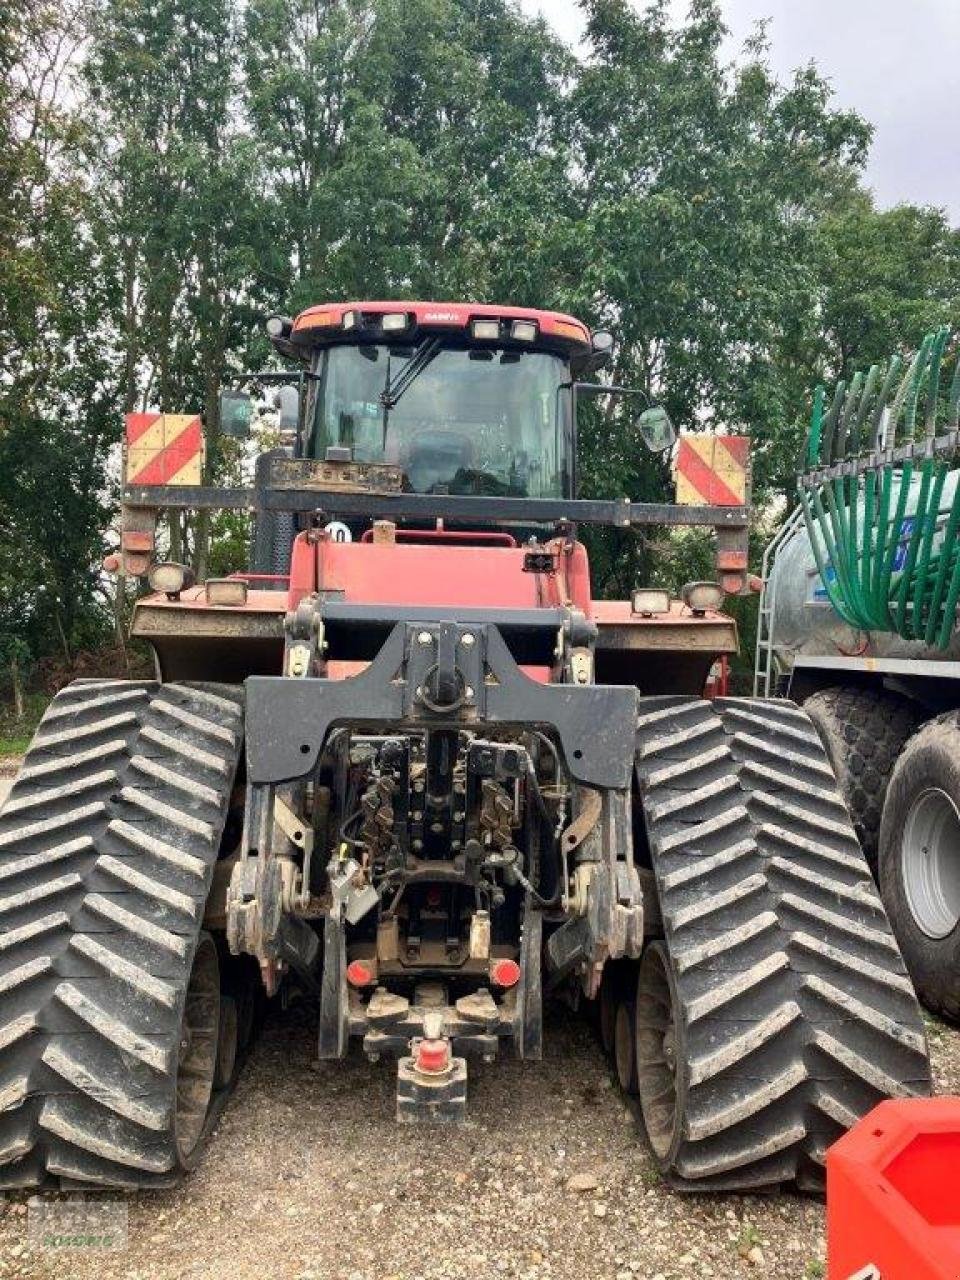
551 319 588 343
148 561 193 598
681 581 724 614
301 311 335 329
471 319 501 341
346 960 376 988
511 320 538 342
381 312 410 332
490 958 521 988
205 578 248 607
415 1039 452 1074
631 588 671 617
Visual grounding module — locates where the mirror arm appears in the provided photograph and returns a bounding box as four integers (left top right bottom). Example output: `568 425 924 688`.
572 381 651 405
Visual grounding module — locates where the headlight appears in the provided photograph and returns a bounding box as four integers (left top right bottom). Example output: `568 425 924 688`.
381 312 410 333
341 310 359 330
205 578 248 607
682 581 724 614
148 561 194 598
265 315 292 339
631 588 671 616
471 319 501 341
511 320 538 342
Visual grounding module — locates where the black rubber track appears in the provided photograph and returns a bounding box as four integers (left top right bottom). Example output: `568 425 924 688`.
0 679 243 1189
634 695 931 1192
802 686 923 871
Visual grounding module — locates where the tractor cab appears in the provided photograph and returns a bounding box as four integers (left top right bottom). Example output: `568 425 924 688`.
265 301 613 501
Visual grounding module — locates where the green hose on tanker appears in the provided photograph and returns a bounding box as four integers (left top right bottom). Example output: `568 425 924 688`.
798 327 960 649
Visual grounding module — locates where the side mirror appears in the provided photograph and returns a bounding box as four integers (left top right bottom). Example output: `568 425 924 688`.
637 405 676 453
220 389 253 439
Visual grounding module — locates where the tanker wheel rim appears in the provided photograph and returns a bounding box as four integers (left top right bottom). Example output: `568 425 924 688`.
902 787 960 940
174 934 220 1165
635 944 680 1161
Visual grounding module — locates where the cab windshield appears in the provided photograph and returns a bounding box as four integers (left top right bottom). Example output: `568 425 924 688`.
308 342 571 497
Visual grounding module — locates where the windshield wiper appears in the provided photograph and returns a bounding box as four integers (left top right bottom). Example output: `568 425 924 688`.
380 338 442 411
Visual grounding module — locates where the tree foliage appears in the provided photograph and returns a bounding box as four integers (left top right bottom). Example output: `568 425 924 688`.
1 0 957 694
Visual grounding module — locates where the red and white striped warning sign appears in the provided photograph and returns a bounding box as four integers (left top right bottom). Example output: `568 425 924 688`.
125 413 204 486
674 433 749 507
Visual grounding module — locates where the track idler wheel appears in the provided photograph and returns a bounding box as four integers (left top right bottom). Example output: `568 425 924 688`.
613 996 638 1095
598 970 617 1055
215 994 240 1091
634 943 680 1161
175 933 221 1169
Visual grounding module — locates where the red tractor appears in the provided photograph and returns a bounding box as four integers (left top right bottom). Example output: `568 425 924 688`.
0 301 930 1191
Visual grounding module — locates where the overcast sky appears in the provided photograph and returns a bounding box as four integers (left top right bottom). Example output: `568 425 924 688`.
518 0 960 219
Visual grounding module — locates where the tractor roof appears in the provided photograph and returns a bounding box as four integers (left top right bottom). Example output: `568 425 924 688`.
290 300 593 353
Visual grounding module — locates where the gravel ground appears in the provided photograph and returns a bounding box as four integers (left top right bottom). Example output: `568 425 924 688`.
0 1000 956 1280
0 751 957 1280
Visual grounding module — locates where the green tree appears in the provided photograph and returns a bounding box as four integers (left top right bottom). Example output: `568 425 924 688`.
242 0 574 308
568 0 872 507
817 194 960 378
83 0 283 574
0 0 121 695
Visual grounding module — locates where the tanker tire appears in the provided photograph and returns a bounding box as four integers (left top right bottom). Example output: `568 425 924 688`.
634 695 930 1192
0 679 244 1189
802 686 922 872
878 713 960 1023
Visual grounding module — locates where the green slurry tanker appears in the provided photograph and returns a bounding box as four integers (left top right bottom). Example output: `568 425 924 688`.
758 327 960 1020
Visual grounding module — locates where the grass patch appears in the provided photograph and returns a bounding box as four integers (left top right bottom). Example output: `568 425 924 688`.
0 693 50 758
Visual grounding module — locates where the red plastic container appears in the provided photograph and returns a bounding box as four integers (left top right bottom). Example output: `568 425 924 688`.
827 1097 960 1280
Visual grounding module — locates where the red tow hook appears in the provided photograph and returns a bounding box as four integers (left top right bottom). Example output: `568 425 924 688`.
414 1037 453 1075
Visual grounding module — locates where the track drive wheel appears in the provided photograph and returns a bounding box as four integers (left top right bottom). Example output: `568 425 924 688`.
634 695 931 1192
635 944 679 1158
